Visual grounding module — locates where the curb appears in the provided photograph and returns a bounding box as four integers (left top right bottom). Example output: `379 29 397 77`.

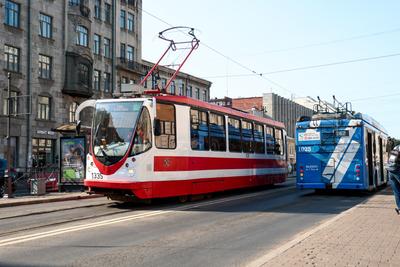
0 194 104 208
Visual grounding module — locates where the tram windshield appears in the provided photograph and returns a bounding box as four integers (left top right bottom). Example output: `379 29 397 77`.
92 101 143 165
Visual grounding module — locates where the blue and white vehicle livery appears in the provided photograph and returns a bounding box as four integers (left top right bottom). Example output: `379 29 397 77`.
296 101 389 190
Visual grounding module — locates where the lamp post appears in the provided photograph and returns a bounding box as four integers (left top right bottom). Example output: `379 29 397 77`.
6 73 13 198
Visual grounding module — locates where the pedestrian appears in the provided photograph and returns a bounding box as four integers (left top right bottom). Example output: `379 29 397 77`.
387 145 400 215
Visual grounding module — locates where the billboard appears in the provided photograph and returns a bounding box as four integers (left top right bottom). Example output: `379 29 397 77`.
60 137 85 184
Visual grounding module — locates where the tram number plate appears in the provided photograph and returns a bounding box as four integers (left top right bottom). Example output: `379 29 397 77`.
91 172 103 180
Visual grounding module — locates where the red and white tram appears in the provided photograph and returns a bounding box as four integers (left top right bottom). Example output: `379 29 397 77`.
80 95 288 201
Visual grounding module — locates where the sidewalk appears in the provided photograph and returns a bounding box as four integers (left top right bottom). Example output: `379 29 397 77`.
0 192 103 208
255 187 400 266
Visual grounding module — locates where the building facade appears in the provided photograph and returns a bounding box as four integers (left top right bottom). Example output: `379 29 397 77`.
0 0 211 170
210 94 313 138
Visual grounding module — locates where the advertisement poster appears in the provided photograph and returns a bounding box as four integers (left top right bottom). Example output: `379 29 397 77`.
60 137 85 184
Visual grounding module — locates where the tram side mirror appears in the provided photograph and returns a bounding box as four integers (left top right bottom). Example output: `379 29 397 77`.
154 118 161 136
76 120 81 136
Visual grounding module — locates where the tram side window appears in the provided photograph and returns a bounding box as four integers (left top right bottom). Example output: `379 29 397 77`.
155 103 176 149
131 107 152 155
275 128 284 155
191 109 209 150
266 126 275 154
228 117 241 152
209 112 226 151
242 120 254 153
254 123 265 154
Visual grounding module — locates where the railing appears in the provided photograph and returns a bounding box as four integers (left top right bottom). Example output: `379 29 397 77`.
117 58 145 74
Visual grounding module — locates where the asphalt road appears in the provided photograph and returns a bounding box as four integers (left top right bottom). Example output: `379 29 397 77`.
0 178 372 267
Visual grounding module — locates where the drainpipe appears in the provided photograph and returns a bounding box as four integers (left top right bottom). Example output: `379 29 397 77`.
26 0 32 169
111 0 116 94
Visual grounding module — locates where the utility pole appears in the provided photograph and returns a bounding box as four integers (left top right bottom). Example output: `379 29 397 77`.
6 73 13 198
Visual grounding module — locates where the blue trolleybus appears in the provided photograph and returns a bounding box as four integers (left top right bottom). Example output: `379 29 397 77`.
296 99 389 190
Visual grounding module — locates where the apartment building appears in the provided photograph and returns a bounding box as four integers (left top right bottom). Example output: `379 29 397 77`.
0 0 211 169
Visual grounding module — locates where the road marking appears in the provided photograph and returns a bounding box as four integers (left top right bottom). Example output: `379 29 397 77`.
0 184 295 247
246 198 364 267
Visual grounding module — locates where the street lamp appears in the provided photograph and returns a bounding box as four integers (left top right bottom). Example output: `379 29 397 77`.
6 72 13 198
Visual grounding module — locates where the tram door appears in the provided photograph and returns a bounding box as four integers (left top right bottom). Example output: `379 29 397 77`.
367 131 374 187
379 137 384 182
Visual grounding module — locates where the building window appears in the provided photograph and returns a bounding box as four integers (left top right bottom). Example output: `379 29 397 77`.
104 3 111 23
170 81 176 95
127 45 134 61
93 34 101 55
179 82 184 96
32 138 55 167
39 54 52 79
69 102 78 123
94 0 101 19
186 85 192 97
155 103 176 149
121 76 128 84
4 44 20 72
120 10 126 29
93 69 101 91
39 13 52 38
104 38 111 58
2 90 18 115
5 0 20 28
202 90 207 101
37 96 50 120
104 72 111 92
78 63 90 87
120 43 126 59
195 88 200 99
127 13 134 32
69 0 81 5
76 25 88 47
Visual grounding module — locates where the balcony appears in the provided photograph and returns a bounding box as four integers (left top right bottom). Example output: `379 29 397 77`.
117 58 146 75
69 1 91 18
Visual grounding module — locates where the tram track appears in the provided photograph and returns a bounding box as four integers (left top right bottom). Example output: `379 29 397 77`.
0 181 297 239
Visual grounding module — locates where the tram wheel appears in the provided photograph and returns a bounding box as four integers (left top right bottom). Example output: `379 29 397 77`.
179 195 188 203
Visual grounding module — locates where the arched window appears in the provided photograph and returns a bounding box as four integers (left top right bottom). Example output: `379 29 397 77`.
76 25 88 47
69 102 78 123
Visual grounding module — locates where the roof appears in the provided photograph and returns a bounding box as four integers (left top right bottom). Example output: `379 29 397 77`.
155 95 285 129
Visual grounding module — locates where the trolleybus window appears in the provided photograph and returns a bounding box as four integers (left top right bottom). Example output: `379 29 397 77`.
266 126 275 154
242 120 254 153
155 103 176 149
131 107 152 155
275 128 284 155
190 109 209 151
228 117 241 152
254 123 265 154
209 112 226 151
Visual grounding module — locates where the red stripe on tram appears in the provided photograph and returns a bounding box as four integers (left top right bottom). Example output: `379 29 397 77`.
154 156 287 172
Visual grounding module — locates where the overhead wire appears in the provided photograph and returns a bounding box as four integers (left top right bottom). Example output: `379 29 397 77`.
248 27 400 55
202 52 400 79
140 7 294 95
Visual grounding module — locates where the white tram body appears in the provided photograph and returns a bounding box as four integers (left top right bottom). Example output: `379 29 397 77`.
83 95 288 200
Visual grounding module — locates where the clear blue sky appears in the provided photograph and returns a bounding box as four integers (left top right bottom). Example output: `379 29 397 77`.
142 1 400 138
